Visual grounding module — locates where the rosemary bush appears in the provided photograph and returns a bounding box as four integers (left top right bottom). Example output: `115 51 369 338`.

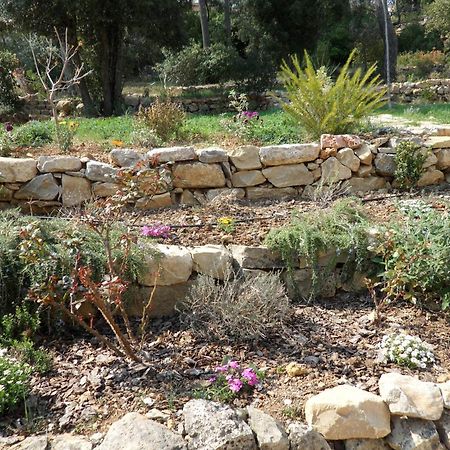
394 141 427 190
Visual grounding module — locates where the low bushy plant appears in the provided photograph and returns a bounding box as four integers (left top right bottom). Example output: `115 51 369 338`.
12 120 53 147
178 272 290 342
398 50 447 80
394 141 427 190
0 51 19 111
280 50 386 139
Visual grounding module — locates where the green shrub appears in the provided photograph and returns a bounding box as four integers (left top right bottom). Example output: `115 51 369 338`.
9 339 52 374
372 204 450 310
12 121 53 147
394 141 427 190
135 98 185 142
0 352 31 416
0 51 19 110
397 50 447 81
0 305 40 343
279 49 386 139
265 199 369 299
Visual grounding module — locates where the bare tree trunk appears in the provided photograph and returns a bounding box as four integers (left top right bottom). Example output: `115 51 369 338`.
376 0 398 83
224 0 232 42
198 0 210 49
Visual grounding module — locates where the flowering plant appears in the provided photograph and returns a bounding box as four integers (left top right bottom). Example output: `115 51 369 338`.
379 333 435 369
200 359 264 402
57 120 79 152
217 216 236 234
0 349 31 415
142 224 171 239
0 122 14 156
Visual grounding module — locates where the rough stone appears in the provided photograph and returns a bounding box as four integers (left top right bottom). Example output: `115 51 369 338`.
11 436 48 450
37 156 82 173
228 146 262 170
425 137 450 149
379 372 444 420
0 185 13 201
0 157 37 183
321 134 362 150
190 245 232 280
52 434 93 450
231 170 266 187
92 182 120 197
15 174 60 200
196 147 228 163
247 406 290 450
436 149 450 170
287 422 331 450
172 162 225 188
386 416 445 450
435 408 450 448
110 148 144 167
180 189 199 206
183 399 257 450
136 193 172 209
205 188 245 202
321 157 352 183
357 165 373 178
320 148 338 160
344 439 390 450
337 148 361 172
260 143 320 166
246 186 297 200
147 146 197 163
347 176 387 194
422 151 438 169
262 164 314 187
97 412 186 450
305 385 391 440
355 144 374 165
439 381 450 409
284 268 337 299
230 245 285 269
417 169 445 187
85 161 117 182
62 175 92 207
374 154 396 177
138 243 193 286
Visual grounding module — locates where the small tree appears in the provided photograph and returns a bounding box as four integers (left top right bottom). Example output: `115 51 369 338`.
28 28 91 151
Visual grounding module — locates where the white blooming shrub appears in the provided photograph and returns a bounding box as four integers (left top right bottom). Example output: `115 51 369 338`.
0 349 31 415
380 333 435 369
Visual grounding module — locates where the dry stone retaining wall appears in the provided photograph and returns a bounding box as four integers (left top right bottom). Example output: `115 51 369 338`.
10 374 450 449
1 133 449 212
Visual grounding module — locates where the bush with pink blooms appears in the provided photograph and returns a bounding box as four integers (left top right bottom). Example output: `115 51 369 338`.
196 359 264 402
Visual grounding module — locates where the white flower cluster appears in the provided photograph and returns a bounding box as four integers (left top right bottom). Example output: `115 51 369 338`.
380 333 435 369
397 199 433 216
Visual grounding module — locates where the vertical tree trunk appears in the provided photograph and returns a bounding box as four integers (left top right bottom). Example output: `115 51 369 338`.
198 0 210 48
376 0 398 83
224 0 232 42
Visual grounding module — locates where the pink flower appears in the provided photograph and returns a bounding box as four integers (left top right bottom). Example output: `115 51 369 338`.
227 360 240 370
242 368 259 386
208 375 217 383
228 378 243 393
215 365 228 373
141 224 171 239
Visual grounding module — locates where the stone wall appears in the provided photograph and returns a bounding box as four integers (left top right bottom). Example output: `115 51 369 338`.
391 78 450 103
1 134 449 212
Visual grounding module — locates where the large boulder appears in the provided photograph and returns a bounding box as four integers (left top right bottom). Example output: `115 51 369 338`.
138 243 193 286
37 156 82 173
85 161 117 182
228 146 262 170
386 416 445 450
183 399 257 450
287 422 331 450
379 373 443 421
231 170 266 187
321 157 352 183
305 385 391 440
147 146 197 163
0 157 37 183
172 162 225 188
97 412 186 450
247 406 290 450
61 174 92 206
190 245 232 280
260 143 320 166
262 164 314 187
15 174 60 201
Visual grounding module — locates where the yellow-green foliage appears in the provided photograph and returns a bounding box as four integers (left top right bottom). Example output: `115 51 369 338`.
280 50 386 138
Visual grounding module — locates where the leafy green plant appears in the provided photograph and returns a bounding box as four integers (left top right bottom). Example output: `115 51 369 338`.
57 120 79 153
9 339 52 374
12 121 53 147
217 216 236 234
0 305 40 343
280 49 386 138
0 51 19 110
265 199 370 299
394 141 427 190
371 206 450 310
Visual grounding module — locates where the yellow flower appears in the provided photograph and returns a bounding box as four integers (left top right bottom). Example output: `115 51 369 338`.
111 139 124 147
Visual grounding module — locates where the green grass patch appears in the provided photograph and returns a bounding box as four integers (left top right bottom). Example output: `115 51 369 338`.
375 103 450 124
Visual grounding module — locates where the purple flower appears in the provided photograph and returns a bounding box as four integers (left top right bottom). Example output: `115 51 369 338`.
227 360 240 370
228 378 243 393
242 368 259 386
242 111 259 119
208 375 217 383
215 365 228 373
4 122 13 133
141 224 171 239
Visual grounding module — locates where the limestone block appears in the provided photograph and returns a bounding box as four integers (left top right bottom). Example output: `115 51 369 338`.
61 175 92 207
172 163 225 189
260 143 320 166
0 157 37 183
262 164 314 188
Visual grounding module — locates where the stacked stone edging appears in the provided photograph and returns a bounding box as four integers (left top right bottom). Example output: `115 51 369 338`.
1 133 449 212
11 373 450 449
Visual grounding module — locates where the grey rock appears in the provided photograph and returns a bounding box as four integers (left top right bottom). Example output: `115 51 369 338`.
85 161 117 182
344 439 390 450
321 157 352 183
246 186 297 200
15 174 60 200
260 143 320 166
228 146 262 170
230 245 285 269
231 170 266 187
110 148 144 167
51 434 92 450
287 422 331 450
247 406 289 450
97 412 186 449
196 147 228 163
0 157 37 183
262 164 314 187
147 146 197 163
61 175 92 207
10 436 48 450
37 156 82 173
172 163 225 189
435 408 450 448
183 399 257 450
374 154 396 177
